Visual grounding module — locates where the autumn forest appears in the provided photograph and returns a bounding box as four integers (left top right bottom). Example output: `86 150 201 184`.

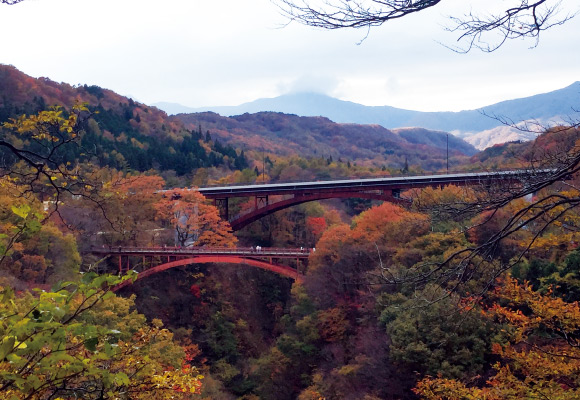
2 57 580 400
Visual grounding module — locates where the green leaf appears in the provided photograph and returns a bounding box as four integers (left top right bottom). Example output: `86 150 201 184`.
51 306 65 319
104 341 116 357
114 372 130 386
81 271 98 285
0 336 15 359
50 281 66 292
5 351 21 363
85 337 98 352
26 219 42 233
101 291 115 301
39 291 67 303
1 286 14 304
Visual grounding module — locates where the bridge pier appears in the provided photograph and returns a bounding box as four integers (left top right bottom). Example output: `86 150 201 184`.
118 255 132 275
255 195 269 209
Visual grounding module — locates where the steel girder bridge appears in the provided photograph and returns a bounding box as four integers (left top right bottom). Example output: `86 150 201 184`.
198 170 543 231
91 246 310 290
94 170 551 286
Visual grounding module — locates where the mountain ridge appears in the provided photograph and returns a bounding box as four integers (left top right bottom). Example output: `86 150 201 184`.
173 111 477 171
156 82 580 149
0 64 475 173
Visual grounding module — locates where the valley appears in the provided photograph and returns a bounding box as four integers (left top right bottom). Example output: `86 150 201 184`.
1 64 580 400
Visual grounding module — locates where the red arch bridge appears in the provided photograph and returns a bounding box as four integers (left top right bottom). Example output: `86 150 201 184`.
197 170 547 231
91 246 310 291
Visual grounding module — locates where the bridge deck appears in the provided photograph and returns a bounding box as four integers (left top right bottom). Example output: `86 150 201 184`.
92 246 312 259
197 170 540 197
91 246 308 286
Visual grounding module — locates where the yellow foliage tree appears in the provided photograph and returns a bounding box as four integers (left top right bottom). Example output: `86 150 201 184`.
415 275 580 399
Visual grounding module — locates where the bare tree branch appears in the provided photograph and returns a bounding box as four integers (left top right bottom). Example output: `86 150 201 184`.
0 105 112 227
272 0 576 51
273 0 442 29
447 0 574 52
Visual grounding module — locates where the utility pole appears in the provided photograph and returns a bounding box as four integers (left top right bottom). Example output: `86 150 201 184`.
262 149 265 184
446 133 449 173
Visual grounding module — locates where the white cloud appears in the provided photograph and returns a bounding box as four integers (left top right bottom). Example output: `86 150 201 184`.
1 0 578 111
277 74 341 96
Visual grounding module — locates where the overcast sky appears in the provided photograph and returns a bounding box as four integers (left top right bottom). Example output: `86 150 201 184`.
1 0 579 112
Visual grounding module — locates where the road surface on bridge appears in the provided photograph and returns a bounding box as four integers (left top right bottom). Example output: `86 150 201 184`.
92 246 312 258
197 170 538 197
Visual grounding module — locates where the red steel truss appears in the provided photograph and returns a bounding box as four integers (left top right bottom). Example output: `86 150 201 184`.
91 246 309 290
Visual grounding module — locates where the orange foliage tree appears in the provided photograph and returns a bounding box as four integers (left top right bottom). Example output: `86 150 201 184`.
306 216 327 244
154 188 237 247
350 202 429 244
307 203 430 306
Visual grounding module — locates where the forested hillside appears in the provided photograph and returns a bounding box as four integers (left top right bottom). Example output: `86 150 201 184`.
175 111 475 171
0 64 249 178
468 125 580 169
1 64 477 179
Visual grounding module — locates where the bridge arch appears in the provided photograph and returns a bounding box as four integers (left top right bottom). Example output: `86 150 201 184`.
113 255 304 291
230 192 403 231
200 170 535 231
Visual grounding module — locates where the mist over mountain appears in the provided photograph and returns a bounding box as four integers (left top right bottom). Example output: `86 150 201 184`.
156 82 580 149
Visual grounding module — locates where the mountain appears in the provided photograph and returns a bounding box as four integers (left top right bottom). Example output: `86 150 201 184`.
152 101 197 116
0 64 249 176
157 82 580 149
392 127 476 156
461 125 540 151
0 64 474 174
468 125 580 170
173 111 476 171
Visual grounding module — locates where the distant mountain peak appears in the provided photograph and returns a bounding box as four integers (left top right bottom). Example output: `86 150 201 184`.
154 81 579 149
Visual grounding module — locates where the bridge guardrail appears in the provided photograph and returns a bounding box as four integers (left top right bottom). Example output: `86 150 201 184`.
91 246 313 257
196 168 557 189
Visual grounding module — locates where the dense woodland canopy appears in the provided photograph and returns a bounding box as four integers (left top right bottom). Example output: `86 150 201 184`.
1 64 580 400
175 112 475 171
